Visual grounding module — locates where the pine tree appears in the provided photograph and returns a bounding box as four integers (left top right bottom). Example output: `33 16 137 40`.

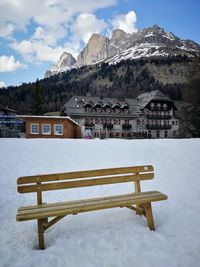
31 79 44 115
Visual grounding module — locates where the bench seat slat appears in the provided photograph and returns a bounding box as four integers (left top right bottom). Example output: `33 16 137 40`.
18 191 158 213
17 165 154 184
18 191 159 212
16 191 167 221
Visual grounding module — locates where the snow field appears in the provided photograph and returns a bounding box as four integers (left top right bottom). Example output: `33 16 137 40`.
0 138 200 267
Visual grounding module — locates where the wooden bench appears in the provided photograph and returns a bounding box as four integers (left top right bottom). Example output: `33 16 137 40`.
16 165 168 249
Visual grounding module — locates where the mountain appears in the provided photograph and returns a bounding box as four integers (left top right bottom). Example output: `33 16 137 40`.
45 25 200 77
45 52 76 77
1 25 200 115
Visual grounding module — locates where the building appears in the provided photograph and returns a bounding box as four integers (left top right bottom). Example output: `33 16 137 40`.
0 106 24 137
60 90 179 139
17 115 81 139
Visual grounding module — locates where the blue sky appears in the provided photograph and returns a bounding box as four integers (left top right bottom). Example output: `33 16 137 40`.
0 0 200 87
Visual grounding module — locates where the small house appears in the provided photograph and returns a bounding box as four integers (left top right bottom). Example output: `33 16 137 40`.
17 115 81 139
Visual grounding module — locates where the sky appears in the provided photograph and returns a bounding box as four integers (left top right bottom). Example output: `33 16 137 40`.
0 0 200 88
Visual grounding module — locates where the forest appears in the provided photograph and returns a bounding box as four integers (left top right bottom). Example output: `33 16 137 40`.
0 55 191 114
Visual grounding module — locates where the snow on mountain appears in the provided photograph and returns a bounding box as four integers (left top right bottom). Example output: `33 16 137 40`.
45 52 76 78
45 25 200 77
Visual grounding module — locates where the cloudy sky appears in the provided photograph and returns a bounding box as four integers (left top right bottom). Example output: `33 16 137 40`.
0 0 200 87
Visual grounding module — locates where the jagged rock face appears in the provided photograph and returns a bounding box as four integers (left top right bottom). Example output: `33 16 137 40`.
45 52 76 78
104 25 200 65
57 52 76 69
76 33 109 67
110 29 131 48
107 29 132 58
45 25 200 77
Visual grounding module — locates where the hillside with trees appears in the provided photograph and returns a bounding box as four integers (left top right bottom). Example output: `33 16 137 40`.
0 56 193 114
181 58 200 137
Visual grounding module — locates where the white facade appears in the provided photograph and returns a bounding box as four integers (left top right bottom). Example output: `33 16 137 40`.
61 90 180 139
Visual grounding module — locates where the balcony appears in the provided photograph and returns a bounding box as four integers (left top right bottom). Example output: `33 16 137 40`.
122 124 132 130
149 107 171 112
146 114 172 120
84 122 94 128
103 124 113 130
146 124 172 130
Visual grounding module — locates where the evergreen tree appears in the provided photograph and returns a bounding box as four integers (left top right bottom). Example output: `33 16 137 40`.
31 79 44 115
181 59 200 137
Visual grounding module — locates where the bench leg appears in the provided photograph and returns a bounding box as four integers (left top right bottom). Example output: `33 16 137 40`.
37 219 46 250
143 203 155 231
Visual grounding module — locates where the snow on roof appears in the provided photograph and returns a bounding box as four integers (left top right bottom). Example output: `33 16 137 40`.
16 115 80 126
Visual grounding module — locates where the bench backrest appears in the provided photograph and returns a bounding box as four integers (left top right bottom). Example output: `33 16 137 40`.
17 165 153 194
17 165 154 205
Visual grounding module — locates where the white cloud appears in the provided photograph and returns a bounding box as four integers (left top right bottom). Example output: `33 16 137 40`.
71 13 107 44
0 55 26 72
0 0 116 38
112 10 138 33
0 23 15 38
0 81 6 88
11 40 71 63
1 0 116 63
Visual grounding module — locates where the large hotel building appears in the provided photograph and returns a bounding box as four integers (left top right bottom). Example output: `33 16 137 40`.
60 90 179 139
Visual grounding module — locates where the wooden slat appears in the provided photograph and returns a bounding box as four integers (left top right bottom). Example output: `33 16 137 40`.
17 165 154 184
16 191 167 221
18 192 150 212
18 191 156 213
18 173 154 193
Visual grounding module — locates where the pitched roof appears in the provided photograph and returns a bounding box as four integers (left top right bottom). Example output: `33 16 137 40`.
137 90 175 109
16 115 80 126
62 90 177 116
62 95 140 118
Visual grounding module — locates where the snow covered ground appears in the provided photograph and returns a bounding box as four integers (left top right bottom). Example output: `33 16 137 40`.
0 138 200 267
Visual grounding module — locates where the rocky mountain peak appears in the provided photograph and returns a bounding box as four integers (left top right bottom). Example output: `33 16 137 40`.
110 29 132 47
45 52 76 78
89 33 104 41
76 33 109 67
111 29 127 39
58 52 76 68
45 25 200 77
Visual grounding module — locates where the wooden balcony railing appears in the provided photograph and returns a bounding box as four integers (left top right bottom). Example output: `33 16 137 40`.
146 114 172 120
146 124 172 130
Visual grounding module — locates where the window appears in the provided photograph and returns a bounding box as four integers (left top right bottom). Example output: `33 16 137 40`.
54 124 63 135
30 123 39 134
42 124 51 135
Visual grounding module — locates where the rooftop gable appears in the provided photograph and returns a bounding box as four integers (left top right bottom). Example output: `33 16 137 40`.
16 115 80 126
